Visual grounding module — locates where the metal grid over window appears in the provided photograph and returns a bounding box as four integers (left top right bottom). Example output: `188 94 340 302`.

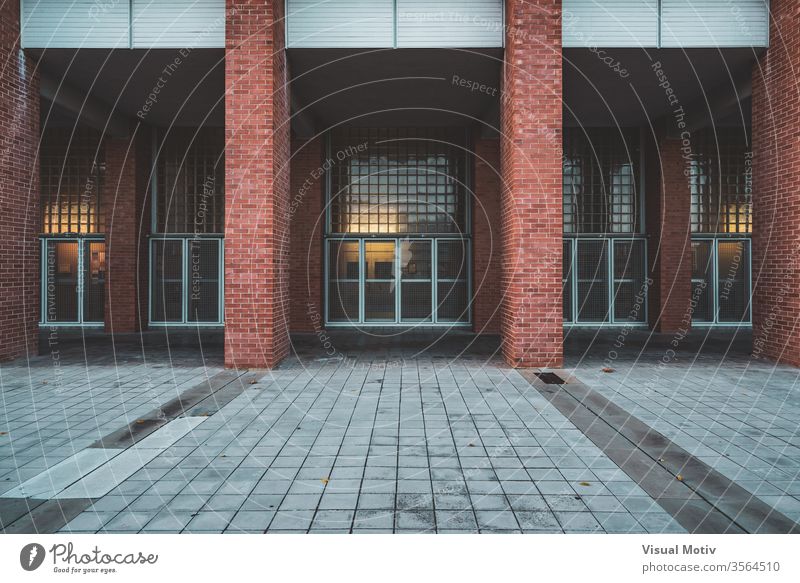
563 238 647 325
150 238 224 325
156 127 225 234
40 237 105 325
690 128 752 234
40 128 104 234
329 128 467 235
691 238 751 325
325 238 469 326
563 128 641 234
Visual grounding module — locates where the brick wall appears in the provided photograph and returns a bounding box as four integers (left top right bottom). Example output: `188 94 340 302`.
472 136 502 335
751 0 800 366
0 3 40 361
289 136 324 333
104 134 147 334
644 133 692 333
224 0 291 368
499 0 563 367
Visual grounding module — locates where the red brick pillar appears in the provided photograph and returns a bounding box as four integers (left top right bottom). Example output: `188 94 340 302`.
289 136 323 333
751 0 800 366
473 136 502 335
104 135 142 334
499 0 563 367
644 133 692 333
0 3 40 361
225 0 290 368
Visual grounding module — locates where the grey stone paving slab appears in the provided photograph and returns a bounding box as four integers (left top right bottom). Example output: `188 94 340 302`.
3 331 798 533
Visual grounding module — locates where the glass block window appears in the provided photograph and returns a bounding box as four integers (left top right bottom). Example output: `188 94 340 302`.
563 128 640 234
329 128 467 235
690 128 752 234
41 128 104 234
156 127 224 234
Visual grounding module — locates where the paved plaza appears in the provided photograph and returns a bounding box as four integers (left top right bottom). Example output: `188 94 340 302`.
0 330 798 533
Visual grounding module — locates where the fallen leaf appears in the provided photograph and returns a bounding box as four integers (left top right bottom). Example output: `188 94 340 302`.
578 481 591 487
601 367 615 373
321 478 329 485
468 443 475 447
249 380 258 385
676 474 684 481
0 432 7 436
135 419 145 424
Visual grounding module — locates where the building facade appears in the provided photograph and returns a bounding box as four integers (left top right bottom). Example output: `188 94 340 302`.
0 0 796 369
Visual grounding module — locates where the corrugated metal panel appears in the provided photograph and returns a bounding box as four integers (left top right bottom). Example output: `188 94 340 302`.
21 0 130 48
661 0 769 48
562 0 658 48
396 0 503 48
132 0 225 48
286 0 394 48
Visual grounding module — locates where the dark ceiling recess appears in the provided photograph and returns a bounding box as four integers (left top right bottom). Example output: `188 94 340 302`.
33 48 225 128
564 47 761 128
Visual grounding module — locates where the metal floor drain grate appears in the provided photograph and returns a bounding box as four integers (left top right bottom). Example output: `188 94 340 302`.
534 372 564 384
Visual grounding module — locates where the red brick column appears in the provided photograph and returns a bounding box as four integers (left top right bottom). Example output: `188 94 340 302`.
472 136 502 335
499 0 563 367
289 136 323 333
0 3 39 361
751 0 800 366
644 133 692 333
104 136 141 334
225 0 291 368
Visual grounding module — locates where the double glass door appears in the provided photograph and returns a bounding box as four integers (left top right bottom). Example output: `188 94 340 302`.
327 238 469 325
40 237 106 325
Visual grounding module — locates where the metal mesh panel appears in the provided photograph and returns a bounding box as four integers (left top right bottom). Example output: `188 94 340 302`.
329 128 467 235
187 239 220 322
401 240 432 321
563 239 573 321
151 240 184 322
563 128 640 234
717 241 750 322
44 241 79 322
691 240 714 322
82 241 106 323
41 128 104 234
437 280 468 322
437 240 467 322
156 127 225 234
690 128 752 234
364 241 396 321
328 241 360 322
576 239 609 322
613 240 646 322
